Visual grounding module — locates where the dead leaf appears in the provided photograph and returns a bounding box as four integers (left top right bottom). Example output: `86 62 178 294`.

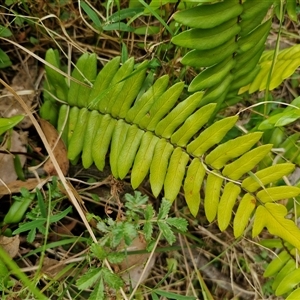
0 130 27 186
0 235 20 258
39 119 69 176
40 257 65 279
116 234 156 288
0 178 40 195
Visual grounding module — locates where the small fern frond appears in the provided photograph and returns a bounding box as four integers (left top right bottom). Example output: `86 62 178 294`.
44 51 300 252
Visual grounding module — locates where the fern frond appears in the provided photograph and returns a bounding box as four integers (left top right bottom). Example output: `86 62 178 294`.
44 51 300 253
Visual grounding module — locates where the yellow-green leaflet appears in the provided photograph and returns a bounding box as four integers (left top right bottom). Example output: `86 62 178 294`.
45 49 68 101
189 57 235 92
68 108 89 160
150 139 174 197
67 106 80 143
286 288 300 300
131 132 159 189
171 103 216 147
222 144 273 180
92 115 116 171
233 193 256 238
217 182 241 231
82 111 102 168
252 203 300 250
205 132 263 169
275 269 300 296
98 58 135 114
241 163 295 192
112 60 148 118
77 54 97 107
164 147 189 202
200 74 233 107
187 116 238 156
110 120 130 179
204 172 223 222
256 186 300 203
272 259 296 292
264 250 291 277
139 82 184 130
172 0 242 29
172 18 240 51
68 53 96 107
155 92 204 138
57 104 69 146
126 75 169 124
117 125 144 179
88 56 121 108
181 38 238 68
183 158 205 217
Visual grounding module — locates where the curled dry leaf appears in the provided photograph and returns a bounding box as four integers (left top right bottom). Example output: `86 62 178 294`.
0 235 20 258
0 178 40 195
39 119 69 176
0 130 27 187
0 62 38 129
116 234 156 288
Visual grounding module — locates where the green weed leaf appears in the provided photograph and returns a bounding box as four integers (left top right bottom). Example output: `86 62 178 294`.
76 268 102 290
157 198 171 220
158 220 176 245
165 218 188 232
101 268 123 289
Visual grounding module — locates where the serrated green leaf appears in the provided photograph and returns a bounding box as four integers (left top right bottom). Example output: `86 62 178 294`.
257 186 300 203
233 193 256 238
91 244 107 260
158 220 176 245
89 279 105 300
222 144 273 180
242 163 295 192
164 147 189 202
143 221 153 242
217 182 241 231
76 268 102 290
165 218 188 232
158 198 171 220
204 172 223 223
187 116 238 156
183 158 206 217
101 268 124 289
107 252 126 264
253 203 300 250
144 205 155 221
